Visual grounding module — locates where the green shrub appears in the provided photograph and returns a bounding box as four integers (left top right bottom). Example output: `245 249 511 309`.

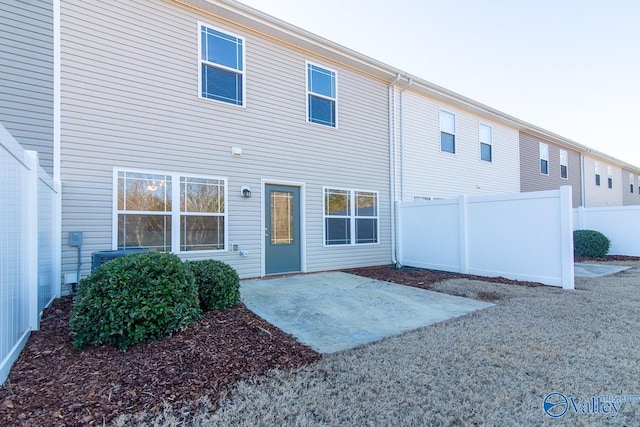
187 259 240 311
70 252 201 350
574 229 611 257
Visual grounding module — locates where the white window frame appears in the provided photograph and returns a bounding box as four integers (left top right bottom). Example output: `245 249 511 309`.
630 174 635 194
539 142 549 175
306 61 338 128
440 109 456 154
113 168 228 254
595 161 601 186
323 187 379 246
198 22 246 107
607 165 613 189
559 149 568 179
479 123 492 162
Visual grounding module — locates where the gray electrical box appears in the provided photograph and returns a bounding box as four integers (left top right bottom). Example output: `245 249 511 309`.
69 231 83 247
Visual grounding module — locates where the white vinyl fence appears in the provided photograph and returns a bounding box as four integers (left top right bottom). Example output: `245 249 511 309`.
397 186 574 289
1 124 60 385
574 206 640 256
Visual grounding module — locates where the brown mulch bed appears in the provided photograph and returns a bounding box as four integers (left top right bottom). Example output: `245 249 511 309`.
344 265 543 291
0 296 320 426
574 255 640 262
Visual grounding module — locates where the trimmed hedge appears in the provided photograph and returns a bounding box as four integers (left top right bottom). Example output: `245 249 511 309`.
574 229 611 257
69 252 201 350
187 259 241 311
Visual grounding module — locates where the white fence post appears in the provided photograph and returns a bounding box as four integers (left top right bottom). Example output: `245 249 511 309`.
458 195 468 274
25 151 40 330
559 186 575 290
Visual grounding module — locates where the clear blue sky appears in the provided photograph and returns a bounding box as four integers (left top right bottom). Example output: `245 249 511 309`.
237 0 640 167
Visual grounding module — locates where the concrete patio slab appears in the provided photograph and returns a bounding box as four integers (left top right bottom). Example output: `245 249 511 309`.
241 272 493 354
574 263 631 278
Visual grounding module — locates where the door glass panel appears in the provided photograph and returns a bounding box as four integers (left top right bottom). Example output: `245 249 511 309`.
271 191 294 245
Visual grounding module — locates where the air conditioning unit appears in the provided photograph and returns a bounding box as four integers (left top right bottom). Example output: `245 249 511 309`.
91 249 148 271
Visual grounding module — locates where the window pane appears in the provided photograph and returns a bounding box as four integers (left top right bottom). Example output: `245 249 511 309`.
539 143 549 160
180 216 224 251
202 27 242 71
479 124 491 144
481 142 492 162
440 110 455 134
118 214 171 251
596 175 601 186
325 189 350 215
181 177 224 213
355 192 377 216
561 165 568 179
355 218 377 244
540 159 549 174
326 218 350 245
309 95 335 127
271 191 294 245
202 64 242 105
441 132 455 153
308 65 335 97
121 172 171 212
608 178 613 189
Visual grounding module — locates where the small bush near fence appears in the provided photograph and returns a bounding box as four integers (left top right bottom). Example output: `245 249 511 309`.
187 259 241 312
69 252 201 350
574 229 611 257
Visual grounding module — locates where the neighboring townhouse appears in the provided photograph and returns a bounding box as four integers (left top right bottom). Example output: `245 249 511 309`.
622 168 640 206
0 0 54 174
519 131 582 208
582 155 624 207
394 87 521 201
58 0 397 284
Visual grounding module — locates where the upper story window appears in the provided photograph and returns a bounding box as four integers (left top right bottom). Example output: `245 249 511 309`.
116 170 226 253
324 188 378 245
479 123 492 162
440 110 456 153
559 150 568 179
595 161 601 186
307 63 337 127
630 174 635 193
200 24 244 106
607 166 613 189
539 142 549 175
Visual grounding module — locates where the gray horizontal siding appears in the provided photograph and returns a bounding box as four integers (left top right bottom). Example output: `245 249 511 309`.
622 170 640 205
0 0 54 174
519 132 582 207
60 0 391 283
582 156 623 207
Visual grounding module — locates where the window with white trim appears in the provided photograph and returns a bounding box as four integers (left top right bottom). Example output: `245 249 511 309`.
200 24 244 106
539 142 549 175
307 63 336 127
559 149 568 179
479 123 492 162
440 110 456 153
595 161 601 186
607 165 613 189
116 170 226 252
630 174 635 193
324 188 378 245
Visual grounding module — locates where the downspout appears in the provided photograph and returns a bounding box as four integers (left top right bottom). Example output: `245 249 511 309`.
399 78 413 202
580 151 588 207
388 73 402 267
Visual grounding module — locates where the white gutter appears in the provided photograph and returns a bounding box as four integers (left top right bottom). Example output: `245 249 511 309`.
388 73 402 266
399 78 413 202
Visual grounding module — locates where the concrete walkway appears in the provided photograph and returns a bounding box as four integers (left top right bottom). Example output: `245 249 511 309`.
241 272 493 354
574 263 631 278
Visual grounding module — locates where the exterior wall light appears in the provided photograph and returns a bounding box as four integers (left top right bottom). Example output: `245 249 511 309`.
241 187 251 198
